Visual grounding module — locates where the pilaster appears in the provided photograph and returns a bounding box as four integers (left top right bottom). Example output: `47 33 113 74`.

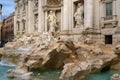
28 0 34 33
38 0 44 33
61 0 69 34
84 0 94 29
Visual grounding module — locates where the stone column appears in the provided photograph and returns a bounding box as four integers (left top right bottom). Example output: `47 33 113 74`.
45 11 48 32
28 0 34 33
61 0 69 34
38 0 44 33
84 0 94 29
118 0 120 27
68 0 72 32
14 12 17 36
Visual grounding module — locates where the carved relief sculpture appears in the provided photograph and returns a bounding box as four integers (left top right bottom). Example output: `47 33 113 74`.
47 11 57 33
74 3 84 28
34 0 38 7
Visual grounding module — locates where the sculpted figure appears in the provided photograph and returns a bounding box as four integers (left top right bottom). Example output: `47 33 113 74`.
74 3 84 27
34 17 38 31
47 11 57 32
34 0 38 7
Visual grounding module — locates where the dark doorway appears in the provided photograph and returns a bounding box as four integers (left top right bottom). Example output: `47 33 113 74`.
105 35 112 44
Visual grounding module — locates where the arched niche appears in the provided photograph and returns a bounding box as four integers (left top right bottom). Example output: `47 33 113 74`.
22 19 26 34
42 0 63 32
73 0 84 28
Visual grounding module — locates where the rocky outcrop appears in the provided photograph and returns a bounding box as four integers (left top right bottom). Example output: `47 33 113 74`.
3 32 74 70
110 45 120 71
26 42 71 69
7 69 33 80
111 62 120 71
60 43 117 80
110 74 120 80
114 45 120 56
1 32 119 80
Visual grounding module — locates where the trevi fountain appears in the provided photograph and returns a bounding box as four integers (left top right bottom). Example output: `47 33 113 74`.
0 0 120 80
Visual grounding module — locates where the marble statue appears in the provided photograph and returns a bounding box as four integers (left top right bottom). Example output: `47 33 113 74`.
34 17 38 31
47 11 57 32
74 3 84 27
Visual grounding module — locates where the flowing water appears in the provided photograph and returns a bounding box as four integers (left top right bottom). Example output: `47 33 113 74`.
0 62 16 80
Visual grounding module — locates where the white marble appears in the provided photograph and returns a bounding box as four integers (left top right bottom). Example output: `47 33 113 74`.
62 0 69 31
84 0 93 29
28 0 34 33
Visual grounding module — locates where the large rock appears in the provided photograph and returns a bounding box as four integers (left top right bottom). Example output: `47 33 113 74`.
111 62 120 71
26 42 72 69
8 70 33 80
114 45 120 56
110 44 120 71
110 74 120 80
60 45 117 80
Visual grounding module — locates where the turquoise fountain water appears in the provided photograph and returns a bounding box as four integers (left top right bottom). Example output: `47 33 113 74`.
0 62 120 80
0 62 16 80
33 70 61 80
87 71 120 80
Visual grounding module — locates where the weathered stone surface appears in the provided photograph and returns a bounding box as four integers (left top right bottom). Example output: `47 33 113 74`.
1 32 120 80
111 62 120 71
110 44 120 71
110 74 120 80
7 70 33 80
60 43 117 80
26 42 70 69
114 45 120 56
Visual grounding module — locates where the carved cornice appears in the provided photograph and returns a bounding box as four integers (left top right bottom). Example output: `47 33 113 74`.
101 0 116 3
43 5 62 11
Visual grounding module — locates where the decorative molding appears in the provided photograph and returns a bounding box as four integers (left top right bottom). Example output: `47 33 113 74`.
42 5 62 11
101 0 114 3
101 15 118 28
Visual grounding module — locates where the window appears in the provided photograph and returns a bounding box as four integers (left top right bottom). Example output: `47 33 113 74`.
105 35 112 44
23 22 25 30
106 2 113 16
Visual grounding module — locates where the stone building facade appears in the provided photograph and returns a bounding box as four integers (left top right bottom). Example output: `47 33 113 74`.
0 4 3 42
1 13 14 42
14 0 120 44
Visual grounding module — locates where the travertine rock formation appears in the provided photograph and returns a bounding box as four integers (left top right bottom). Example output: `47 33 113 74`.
1 32 119 80
110 74 120 80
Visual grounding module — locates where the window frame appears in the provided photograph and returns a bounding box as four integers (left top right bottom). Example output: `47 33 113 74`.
105 2 113 16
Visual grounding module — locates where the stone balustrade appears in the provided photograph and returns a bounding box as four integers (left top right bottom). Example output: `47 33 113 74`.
101 15 118 28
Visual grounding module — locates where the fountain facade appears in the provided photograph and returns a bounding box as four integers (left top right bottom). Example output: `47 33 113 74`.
14 0 120 44
1 0 120 80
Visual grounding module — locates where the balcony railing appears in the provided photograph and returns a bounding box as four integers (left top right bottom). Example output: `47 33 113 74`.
101 15 118 28
101 15 117 23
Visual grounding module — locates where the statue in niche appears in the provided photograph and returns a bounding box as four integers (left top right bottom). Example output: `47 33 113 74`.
74 3 84 28
34 17 38 31
47 11 57 33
